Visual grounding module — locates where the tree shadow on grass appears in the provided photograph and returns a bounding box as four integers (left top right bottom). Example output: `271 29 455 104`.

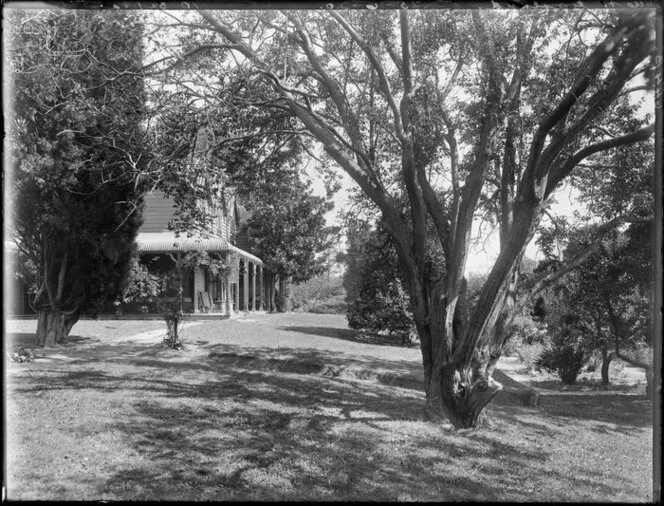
75 346 656 499
530 378 643 393
485 388 653 438
97 376 526 501
98 349 647 501
206 344 426 391
538 392 652 430
7 340 653 501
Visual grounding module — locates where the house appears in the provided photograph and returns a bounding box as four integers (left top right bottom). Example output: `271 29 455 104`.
132 188 274 316
132 125 274 316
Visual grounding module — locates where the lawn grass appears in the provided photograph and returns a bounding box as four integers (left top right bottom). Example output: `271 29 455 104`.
5 314 654 501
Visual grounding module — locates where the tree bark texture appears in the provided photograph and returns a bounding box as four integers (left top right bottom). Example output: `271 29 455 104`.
601 348 613 385
418 289 504 428
34 308 79 347
275 277 292 312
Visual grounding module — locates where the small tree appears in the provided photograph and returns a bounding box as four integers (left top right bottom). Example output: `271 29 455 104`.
240 178 339 312
536 304 593 384
123 251 228 349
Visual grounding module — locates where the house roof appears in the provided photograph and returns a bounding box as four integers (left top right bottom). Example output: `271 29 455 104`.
135 232 264 265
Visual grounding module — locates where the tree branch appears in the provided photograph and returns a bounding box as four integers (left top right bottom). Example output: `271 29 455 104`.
282 13 371 170
545 124 655 197
520 18 633 191
399 10 427 273
328 11 407 144
516 214 653 312
449 12 503 294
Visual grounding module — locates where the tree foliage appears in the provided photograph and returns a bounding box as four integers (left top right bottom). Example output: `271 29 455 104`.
531 110 655 388
536 222 653 387
142 38 340 303
242 188 337 282
6 10 152 346
144 8 656 427
343 219 417 346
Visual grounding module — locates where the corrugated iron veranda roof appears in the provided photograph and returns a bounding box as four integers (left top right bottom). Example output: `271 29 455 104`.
135 232 264 265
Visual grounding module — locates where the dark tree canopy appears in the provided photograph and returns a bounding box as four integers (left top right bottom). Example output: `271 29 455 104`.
536 221 654 388
241 181 338 285
343 219 416 344
7 10 152 346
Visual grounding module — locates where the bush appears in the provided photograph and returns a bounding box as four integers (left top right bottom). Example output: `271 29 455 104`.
294 295 347 314
583 351 602 373
311 297 347 314
7 345 35 363
502 315 544 357
343 222 429 347
536 341 589 384
162 306 188 349
517 342 547 372
346 281 417 346
501 336 521 357
536 295 594 384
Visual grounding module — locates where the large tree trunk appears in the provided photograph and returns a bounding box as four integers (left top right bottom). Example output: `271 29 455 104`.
422 355 503 428
600 347 613 385
34 308 79 347
275 276 292 312
419 303 504 429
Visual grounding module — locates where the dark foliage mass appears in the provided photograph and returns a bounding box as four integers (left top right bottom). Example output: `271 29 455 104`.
343 221 416 346
7 10 152 345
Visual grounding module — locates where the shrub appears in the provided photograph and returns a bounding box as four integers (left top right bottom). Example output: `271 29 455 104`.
122 252 224 349
536 294 594 384
343 222 428 347
583 351 602 373
309 297 347 314
7 345 35 363
517 342 547 372
162 306 188 350
501 336 521 357
503 315 545 357
347 281 417 346
536 341 589 384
